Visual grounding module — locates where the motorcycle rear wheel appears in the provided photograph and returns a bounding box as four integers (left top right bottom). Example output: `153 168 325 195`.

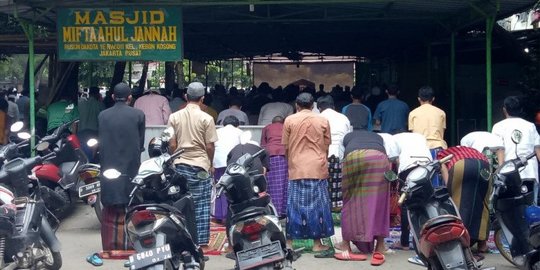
494 229 516 266
94 193 103 223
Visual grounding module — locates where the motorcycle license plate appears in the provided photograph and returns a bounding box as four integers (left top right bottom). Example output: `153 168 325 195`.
78 182 100 198
237 241 284 270
129 244 172 270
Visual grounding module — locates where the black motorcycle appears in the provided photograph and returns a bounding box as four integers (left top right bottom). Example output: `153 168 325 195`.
103 129 203 270
0 141 62 269
490 129 540 269
386 154 484 270
215 149 293 270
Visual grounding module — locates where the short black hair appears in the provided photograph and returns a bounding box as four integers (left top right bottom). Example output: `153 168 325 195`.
387 85 398 95
187 94 204 102
229 98 242 107
503 96 523 117
317 95 334 111
223 115 240 127
272 116 284 123
295 92 314 109
351 86 363 100
418 86 434 101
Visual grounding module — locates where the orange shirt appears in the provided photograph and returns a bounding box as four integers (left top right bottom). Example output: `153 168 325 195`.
282 109 330 180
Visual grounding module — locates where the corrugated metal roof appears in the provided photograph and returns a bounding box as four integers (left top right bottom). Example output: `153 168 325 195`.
0 0 535 59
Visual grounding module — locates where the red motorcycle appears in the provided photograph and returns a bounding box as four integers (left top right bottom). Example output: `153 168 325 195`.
31 120 97 218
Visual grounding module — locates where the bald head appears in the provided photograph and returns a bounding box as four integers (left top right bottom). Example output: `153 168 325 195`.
272 116 284 123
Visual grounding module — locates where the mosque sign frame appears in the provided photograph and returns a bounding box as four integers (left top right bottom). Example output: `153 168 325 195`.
57 7 182 61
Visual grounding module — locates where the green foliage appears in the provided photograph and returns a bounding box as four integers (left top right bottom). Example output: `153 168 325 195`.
188 59 252 89
0 54 48 86
78 62 115 88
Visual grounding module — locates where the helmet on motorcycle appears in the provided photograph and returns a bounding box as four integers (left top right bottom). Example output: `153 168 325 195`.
148 138 163 158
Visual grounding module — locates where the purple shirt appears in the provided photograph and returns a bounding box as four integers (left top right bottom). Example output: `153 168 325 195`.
134 93 171 125
260 122 286 156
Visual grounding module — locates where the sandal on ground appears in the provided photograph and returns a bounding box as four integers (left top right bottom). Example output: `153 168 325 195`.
334 250 367 261
371 252 385 266
86 253 103 267
407 255 426 266
313 248 335 258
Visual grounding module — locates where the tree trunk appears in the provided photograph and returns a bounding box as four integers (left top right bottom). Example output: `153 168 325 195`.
109 61 127 90
136 62 149 95
165 61 175 97
176 61 184 89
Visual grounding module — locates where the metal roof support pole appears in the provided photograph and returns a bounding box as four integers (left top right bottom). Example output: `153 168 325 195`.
20 22 36 155
486 16 495 131
450 32 456 145
219 60 223 85
128 62 132 88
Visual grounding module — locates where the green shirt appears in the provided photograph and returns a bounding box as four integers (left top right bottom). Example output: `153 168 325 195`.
46 100 79 132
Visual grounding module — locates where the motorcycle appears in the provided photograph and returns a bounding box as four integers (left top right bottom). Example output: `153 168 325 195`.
215 149 294 270
31 120 91 216
385 154 486 270
77 138 103 223
490 129 540 269
0 141 62 269
103 128 204 270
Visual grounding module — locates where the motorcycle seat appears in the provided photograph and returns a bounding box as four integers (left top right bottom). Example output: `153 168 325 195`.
231 206 268 224
230 195 270 215
59 162 77 176
421 214 462 231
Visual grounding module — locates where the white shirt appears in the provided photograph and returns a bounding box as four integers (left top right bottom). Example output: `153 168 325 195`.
393 132 432 173
492 117 540 180
257 102 294 126
213 125 243 168
460 131 504 153
378 133 399 160
320 108 352 159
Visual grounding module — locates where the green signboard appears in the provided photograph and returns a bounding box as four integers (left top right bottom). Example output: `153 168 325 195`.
57 7 182 61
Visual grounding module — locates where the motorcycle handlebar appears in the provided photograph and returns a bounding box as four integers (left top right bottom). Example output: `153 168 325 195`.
398 193 407 205
252 149 266 159
438 154 454 164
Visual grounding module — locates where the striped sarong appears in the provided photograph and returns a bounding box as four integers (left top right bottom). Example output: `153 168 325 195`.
101 206 131 251
341 149 390 243
266 156 288 217
328 155 343 211
286 179 334 239
447 158 490 241
176 164 212 245
211 167 227 221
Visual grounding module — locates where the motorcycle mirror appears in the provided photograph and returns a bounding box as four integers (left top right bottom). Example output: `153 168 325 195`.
384 170 399 182
480 168 491 181
10 121 24 132
511 129 523 145
103 169 122 179
87 138 98 147
161 127 174 141
17 132 31 140
35 141 50 152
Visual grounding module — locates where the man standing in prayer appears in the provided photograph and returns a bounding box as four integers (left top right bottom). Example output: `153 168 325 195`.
282 92 335 258
342 86 372 131
168 82 218 250
134 87 171 125
373 85 409 134
260 116 288 218
97 82 145 256
317 95 352 211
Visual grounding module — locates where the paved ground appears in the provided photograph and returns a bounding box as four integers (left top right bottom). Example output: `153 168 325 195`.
58 201 517 270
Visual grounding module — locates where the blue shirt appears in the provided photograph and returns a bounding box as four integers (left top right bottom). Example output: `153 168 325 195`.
373 98 409 134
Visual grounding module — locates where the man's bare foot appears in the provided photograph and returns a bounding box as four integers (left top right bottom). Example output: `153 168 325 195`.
334 241 350 251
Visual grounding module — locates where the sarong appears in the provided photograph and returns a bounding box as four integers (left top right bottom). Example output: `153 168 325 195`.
430 147 443 187
328 155 343 211
101 206 130 251
176 164 212 245
286 179 334 239
211 167 227 221
447 158 490 241
341 149 390 243
266 156 288 217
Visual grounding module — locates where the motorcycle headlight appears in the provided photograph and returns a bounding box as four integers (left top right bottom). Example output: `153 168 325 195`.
406 167 428 182
521 185 529 194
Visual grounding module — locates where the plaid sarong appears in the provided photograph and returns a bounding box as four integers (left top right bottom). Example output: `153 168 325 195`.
176 164 212 245
266 156 288 217
286 179 335 239
101 206 131 251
